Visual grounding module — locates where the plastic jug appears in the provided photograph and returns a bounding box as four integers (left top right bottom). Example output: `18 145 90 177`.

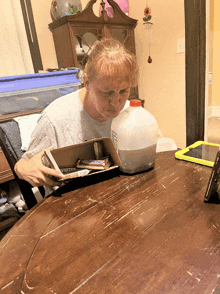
111 100 158 174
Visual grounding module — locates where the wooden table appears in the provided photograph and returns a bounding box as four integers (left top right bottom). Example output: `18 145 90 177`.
1 151 220 293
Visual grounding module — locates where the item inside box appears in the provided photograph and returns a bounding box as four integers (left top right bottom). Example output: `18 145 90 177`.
43 140 114 182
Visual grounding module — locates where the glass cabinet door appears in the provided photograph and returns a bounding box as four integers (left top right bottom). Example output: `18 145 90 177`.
72 28 103 69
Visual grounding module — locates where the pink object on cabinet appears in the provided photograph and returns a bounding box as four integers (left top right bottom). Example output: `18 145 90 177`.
100 0 129 17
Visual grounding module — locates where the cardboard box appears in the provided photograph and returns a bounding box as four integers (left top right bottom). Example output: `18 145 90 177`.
49 138 121 181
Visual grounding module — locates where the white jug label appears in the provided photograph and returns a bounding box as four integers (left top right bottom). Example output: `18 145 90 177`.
111 130 118 152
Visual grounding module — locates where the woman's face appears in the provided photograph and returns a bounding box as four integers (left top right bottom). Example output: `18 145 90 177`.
84 74 131 122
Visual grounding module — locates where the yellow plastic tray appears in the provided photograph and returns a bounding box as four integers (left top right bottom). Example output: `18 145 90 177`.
175 141 220 167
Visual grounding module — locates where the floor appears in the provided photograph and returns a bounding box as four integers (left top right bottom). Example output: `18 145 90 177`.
207 117 220 144
0 180 24 241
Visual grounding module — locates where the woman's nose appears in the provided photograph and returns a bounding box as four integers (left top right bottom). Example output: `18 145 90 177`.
110 98 120 107
109 93 120 106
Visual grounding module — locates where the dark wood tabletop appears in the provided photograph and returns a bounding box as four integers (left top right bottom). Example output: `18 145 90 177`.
1 151 220 294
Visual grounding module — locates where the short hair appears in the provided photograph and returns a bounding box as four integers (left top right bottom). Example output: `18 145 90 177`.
84 38 139 87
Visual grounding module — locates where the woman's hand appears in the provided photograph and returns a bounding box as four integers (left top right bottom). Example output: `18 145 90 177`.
14 149 64 187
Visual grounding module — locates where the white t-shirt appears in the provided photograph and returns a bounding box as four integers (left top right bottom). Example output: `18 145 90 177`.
23 89 112 159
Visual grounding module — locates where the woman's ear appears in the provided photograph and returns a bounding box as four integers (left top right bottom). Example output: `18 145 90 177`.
83 73 90 90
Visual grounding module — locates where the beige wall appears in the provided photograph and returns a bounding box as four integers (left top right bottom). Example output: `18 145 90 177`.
32 0 186 148
208 0 214 107
211 0 220 106
31 0 58 69
130 0 185 148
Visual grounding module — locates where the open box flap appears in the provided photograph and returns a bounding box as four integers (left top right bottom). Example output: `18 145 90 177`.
51 138 121 172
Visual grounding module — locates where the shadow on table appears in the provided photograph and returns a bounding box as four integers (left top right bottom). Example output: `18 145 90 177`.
49 165 157 198
50 168 121 197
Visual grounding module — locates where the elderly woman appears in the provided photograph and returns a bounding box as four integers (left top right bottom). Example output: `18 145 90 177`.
14 38 139 188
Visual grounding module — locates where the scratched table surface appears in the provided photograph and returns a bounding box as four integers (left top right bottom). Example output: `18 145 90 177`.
1 151 220 294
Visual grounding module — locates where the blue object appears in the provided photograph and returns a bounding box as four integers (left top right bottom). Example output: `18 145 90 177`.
0 69 80 93
0 69 80 115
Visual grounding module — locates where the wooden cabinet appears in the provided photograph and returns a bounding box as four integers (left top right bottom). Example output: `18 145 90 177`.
49 0 138 99
0 147 14 184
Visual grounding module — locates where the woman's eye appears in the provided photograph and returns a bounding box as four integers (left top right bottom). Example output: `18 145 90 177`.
101 89 129 98
102 91 114 97
120 89 129 95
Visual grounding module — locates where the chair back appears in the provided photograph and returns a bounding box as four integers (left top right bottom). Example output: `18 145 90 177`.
0 121 43 209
